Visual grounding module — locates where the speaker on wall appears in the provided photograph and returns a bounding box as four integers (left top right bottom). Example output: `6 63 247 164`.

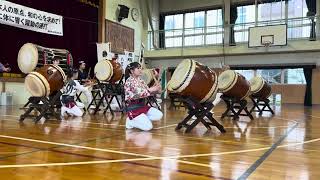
118 5 130 22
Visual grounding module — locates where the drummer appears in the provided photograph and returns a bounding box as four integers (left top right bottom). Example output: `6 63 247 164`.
78 60 89 83
0 61 11 72
76 60 94 109
52 57 60 66
61 68 86 117
124 62 163 131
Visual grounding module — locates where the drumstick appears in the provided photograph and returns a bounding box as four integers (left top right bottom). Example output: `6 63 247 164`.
152 68 170 94
87 67 92 79
152 68 161 84
152 72 159 85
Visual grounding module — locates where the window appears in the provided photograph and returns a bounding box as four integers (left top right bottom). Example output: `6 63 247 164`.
287 0 310 39
235 5 255 42
258 1 285 22
284 68 306 84
235 70 255 81
163 9 223 47
288 0 309 18
257 69 281 84
206 9 223 45
184 11 205 46
164 14 183 47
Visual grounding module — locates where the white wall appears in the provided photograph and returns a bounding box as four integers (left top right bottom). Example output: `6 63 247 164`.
0 82 31 105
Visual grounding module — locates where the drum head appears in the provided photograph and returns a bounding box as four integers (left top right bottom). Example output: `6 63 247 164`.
250 76 265 93
51 64 67 82
218 70 237 91
94 60 113 81
25 72 50 97
168 59 196 93
18 43 38 74
141 69 153 85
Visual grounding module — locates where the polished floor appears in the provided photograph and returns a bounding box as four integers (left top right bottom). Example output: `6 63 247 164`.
0 102 319 180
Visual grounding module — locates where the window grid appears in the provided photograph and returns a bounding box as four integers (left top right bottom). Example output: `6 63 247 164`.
154 0 316 49
235 68 306 85
164 9 223 47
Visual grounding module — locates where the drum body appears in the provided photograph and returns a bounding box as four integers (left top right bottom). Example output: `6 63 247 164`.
94 59 123 83
25 65 66 97
18 43 73 73
250 76 271 99
141 69 155 87
218 70 250 100
167 59 218 103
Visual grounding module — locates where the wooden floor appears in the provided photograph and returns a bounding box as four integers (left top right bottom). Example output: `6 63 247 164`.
0 102 319 180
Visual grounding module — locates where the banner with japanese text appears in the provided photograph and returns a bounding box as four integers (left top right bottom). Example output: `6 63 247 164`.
0 0 63 36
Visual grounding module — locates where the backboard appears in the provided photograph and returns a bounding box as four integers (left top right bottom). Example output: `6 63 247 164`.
248 24 287 48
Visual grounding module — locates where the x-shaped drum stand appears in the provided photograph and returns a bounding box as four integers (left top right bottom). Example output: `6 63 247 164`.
249 96 274 115
20 91 62 123
172 94 226 133
88 77 125 116
221 95 254 120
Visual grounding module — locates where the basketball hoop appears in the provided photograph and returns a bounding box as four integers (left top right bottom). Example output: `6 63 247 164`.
262 41 272 48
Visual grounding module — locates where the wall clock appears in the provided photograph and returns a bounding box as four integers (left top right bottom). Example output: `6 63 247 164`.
131 8 139 21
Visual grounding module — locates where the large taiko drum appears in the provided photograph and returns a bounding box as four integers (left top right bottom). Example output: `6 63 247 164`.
17 43 73 74
94 59 123 83
141 69 160 87
141 69 155 86
25 65 66 97
167 59 218 103
249 76 271 99
218 70 250 100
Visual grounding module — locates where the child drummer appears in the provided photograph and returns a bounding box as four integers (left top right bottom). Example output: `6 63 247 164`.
124 62 163 131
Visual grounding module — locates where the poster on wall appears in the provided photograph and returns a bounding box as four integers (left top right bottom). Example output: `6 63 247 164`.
0 0 63 36
96 42 112 61
117 51 134 70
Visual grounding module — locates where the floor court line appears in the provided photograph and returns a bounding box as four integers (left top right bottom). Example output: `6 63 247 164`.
4 120 298 148
0 115 182 131
0 136 319 169
0 115 299 130
0 130 318 169
237 123 298 180
0 117 268 147
0 115 313 146
0 116 304 148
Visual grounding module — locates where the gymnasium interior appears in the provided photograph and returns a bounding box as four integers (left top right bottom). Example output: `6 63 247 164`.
0 0 319 179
